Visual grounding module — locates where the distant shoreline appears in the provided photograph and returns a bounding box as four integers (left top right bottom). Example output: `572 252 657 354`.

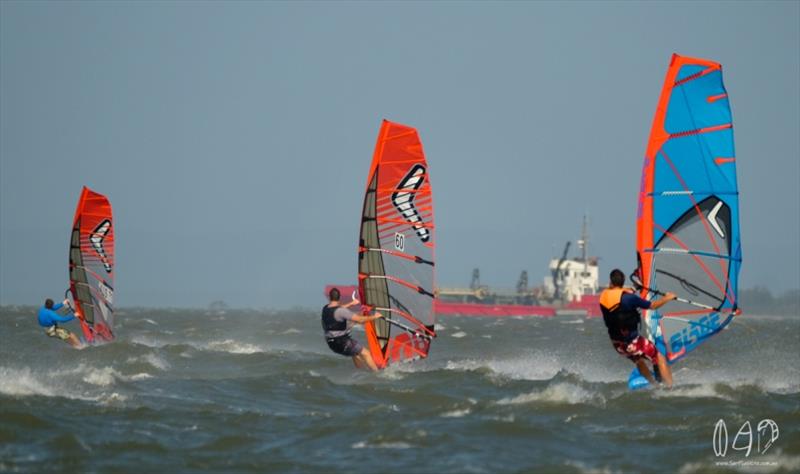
3 288 797 316
5 307 797 317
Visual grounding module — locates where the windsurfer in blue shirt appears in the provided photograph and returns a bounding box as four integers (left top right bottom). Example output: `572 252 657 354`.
38 298 82 348
322 288 383 371
599 269 676 387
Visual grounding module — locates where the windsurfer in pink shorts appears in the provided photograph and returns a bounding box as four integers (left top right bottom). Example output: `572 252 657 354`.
599 269 676 387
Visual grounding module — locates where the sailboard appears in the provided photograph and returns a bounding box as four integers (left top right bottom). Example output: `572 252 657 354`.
628 367 650 391
358 120 436 369
68 186 116 343
634 53 741 377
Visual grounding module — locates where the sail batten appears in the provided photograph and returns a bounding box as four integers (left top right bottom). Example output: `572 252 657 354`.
358 120 436 368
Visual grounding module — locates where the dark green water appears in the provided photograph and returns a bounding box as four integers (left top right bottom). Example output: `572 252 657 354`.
1 307 798 473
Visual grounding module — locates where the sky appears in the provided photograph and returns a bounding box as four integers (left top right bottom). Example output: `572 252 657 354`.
1 1 798 308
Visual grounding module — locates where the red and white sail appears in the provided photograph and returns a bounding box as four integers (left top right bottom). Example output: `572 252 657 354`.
69 186 115 343
358 120 436 368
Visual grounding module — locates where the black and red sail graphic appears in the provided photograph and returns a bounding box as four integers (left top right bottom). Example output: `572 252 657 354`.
69 186 115 343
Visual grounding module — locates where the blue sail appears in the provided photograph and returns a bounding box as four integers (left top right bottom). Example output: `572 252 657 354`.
635 54 742 364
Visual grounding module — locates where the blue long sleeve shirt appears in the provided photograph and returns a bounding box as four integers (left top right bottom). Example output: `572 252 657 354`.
37 303 75 327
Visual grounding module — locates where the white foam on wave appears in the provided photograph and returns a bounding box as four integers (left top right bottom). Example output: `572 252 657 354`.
0 358 156 404
496 382 604 406
143 353 170 370
351 441 412 450
670 366 800 396
366 404 400 414
129 373 153 381
0 367 104 401
204 339 264 354
0 367 60 397
82 365 156 386
98 392 129 405
563 460 617 474
653 383 734 400
280 328 301 335
486 414 515 423
377 357 443 378
438 345 625 384
444 354 562 381
450 331 467 338
83 367 123 387
129 335 167 348
440 408 471 418
125 353 170 371
377 367 406 381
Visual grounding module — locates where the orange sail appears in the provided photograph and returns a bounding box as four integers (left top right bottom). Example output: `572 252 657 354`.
69 186 115 343
358 120 436 368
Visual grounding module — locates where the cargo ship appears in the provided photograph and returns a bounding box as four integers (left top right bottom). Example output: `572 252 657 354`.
326 218 602 317
438 216 600 317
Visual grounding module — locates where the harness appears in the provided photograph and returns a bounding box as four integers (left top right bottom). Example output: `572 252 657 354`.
321 304 347 338
599 287 642 342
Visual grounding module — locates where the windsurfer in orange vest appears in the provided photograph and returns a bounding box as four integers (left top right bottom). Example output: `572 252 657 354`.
599 269 676 387
321 288 383 371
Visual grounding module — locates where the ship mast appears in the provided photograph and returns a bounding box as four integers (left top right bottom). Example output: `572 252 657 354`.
581 214 588 275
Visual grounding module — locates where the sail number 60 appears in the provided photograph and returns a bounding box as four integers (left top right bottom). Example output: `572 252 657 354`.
395 232 405 252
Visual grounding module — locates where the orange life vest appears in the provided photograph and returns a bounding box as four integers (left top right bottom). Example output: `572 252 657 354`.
599 287 641 341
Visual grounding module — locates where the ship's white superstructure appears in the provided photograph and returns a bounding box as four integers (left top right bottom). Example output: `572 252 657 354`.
543 258 599 302
542 216 599 302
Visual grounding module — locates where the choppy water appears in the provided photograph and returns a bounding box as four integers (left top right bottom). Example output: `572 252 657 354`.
1 307 798 473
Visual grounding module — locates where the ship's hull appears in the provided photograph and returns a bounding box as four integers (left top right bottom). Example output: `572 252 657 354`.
434 300 556 317
324 285 600 317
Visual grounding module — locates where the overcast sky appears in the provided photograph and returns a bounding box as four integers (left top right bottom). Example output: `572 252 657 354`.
1 1 798 308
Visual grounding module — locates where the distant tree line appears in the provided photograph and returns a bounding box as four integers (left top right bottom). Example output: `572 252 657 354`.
739 287 800 316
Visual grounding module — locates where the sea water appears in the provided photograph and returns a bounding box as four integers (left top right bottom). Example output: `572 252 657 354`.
1 307 798 473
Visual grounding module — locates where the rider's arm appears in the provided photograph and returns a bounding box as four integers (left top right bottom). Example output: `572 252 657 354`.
650 293 676 310
622 292 675 311
351 312 382 324
343 295 366 309
50 311 75 323
341 298 381 323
